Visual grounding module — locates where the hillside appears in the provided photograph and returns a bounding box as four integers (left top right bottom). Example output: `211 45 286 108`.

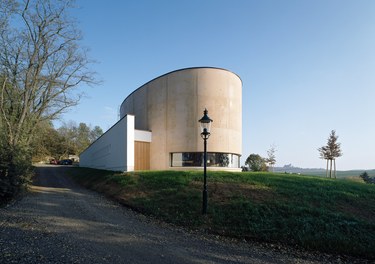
68 168 375 260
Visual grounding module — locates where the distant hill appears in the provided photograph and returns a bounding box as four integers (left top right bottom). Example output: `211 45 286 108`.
273 164 375 178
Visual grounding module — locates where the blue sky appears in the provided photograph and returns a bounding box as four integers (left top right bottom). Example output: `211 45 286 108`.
57 0 375 170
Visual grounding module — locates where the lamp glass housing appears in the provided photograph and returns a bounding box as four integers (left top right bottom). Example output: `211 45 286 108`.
198 109 213 135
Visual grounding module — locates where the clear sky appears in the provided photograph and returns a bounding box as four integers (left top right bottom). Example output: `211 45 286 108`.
57 0 375 170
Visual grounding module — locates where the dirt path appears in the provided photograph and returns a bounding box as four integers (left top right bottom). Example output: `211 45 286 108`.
0 165 359 263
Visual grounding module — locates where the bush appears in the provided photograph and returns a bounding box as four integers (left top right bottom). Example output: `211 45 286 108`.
0 144 33 205
360 171 375 184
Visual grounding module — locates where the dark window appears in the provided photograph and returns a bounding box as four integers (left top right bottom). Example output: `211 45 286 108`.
171 152 240 168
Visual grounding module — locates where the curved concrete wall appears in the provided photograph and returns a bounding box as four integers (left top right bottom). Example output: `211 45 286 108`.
120 67 242 170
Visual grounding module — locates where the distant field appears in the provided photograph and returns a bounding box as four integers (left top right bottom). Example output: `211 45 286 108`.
306 169 375 178
274 168 375 178
67 168 375 260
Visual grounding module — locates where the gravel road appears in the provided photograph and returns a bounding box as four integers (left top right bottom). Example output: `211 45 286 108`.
0 165 367 263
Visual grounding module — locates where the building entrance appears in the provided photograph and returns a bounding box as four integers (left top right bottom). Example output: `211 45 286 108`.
134 141 150 170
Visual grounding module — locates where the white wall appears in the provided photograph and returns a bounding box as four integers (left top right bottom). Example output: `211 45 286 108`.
79 115 135 171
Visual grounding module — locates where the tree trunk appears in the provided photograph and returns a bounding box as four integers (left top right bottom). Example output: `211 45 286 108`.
334 159 336 179
329 159 333 178
326 159 329 177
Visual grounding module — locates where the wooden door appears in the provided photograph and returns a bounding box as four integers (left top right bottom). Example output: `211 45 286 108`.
134 141 150 170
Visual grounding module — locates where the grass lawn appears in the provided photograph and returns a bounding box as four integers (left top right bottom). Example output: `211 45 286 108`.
67 168 375 259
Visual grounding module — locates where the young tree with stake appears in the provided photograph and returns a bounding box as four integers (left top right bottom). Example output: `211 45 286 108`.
266 145 277 172
318 130 343 178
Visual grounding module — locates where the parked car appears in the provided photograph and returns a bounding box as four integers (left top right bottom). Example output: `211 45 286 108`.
60 159 73 165
50 159 58 165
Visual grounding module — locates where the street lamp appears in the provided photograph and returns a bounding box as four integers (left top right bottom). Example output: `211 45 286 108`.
198 108 213 215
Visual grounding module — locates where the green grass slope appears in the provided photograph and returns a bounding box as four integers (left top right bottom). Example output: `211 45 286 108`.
67 168 375 259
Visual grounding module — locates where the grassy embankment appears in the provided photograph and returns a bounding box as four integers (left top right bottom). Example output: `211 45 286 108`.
67 168 375 259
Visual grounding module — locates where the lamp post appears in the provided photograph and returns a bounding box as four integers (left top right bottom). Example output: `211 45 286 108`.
198 108 213 215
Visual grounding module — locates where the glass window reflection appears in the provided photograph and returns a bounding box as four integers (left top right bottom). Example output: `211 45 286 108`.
171 153 240 168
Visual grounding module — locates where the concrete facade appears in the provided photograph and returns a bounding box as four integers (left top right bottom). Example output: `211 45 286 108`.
120 67 242 170
80 67 242 171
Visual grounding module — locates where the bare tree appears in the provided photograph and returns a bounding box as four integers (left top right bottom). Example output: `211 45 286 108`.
0 0 96 198
0 0 95 149
318 130 343 178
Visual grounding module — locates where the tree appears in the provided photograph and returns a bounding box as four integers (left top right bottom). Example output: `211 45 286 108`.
76 123 91 153
31 120 58 161
0 0 95 198
31 120 72 161
359 171 375 184
31 121 103 162
266 145 277 172
318 130 343 179
57 121 79 157
360 171 370 183
56 121 103 157
0 0 95 148
245 154 268 172
89 125 103 143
